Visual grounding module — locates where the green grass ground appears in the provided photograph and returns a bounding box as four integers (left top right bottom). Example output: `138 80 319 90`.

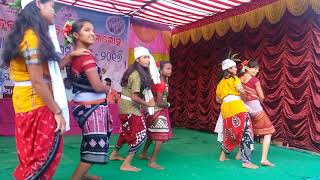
1 128 319 180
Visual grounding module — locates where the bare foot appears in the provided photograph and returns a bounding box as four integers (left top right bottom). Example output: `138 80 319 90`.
242 163 259 169
139 154 150 160
261 160 275 167
219 157 230 161
81 174 102 180
120 164 141 172
219 152 229 162
148 161 164 170
235 152 241 160
109 153 125 161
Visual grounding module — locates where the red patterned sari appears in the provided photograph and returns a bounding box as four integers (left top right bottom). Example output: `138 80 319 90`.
243 77 275 135
14 106 63 180
146 80 173 142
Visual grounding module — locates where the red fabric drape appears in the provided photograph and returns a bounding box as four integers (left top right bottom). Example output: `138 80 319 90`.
169 8 320 152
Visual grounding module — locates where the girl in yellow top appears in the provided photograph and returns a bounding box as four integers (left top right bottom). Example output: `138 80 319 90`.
2 0 88 179
216 59 258 169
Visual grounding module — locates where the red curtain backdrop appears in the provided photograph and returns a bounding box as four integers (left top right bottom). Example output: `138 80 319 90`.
169 8 320 152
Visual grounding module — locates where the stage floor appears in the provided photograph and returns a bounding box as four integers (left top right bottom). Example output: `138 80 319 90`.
1 128 319 180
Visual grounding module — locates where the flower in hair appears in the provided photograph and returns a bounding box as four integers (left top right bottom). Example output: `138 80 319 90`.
63 20 74 46
239 59 249 74
156 61 161 71
242 60 249 67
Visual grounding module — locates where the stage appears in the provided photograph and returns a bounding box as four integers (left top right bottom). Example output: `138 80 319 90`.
0 128 319 180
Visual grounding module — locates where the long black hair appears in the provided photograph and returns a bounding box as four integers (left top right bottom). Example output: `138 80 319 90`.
70 18 92 45
216 66 236 85
2 0 59 65
238 59 259 77
121 61 151 90
247 59 259 68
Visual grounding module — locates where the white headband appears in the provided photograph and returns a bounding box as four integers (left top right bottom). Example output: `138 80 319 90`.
134 47 151 60
21 0 34 9
222 59 236 71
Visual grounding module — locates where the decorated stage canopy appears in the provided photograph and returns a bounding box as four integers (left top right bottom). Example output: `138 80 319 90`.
56 0 251 27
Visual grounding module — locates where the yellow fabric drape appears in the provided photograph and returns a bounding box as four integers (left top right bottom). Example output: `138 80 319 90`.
286 0 309 16
190 28 203 43
228 13 246 33
201 23 215 41
171 34 180 48
245 8 265 29
264 0 286 24
162 31 172 48
180 31 191 45
215 20 230 37
172 0 320 48
128 48 170 65
310 0 320 14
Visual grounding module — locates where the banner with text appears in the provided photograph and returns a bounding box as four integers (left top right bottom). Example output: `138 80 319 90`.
0 3 129 97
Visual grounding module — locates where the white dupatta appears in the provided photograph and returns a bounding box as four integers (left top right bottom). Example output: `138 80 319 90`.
48 25 70 131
